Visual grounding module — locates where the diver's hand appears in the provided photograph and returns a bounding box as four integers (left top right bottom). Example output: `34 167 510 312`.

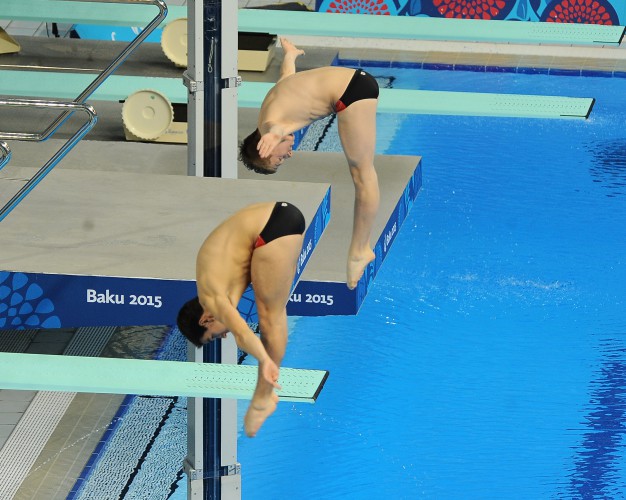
260 358 282 390
257 133 282 159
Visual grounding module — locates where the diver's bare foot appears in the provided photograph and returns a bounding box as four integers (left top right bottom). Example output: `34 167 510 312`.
346 249 375 289
244 392 279 438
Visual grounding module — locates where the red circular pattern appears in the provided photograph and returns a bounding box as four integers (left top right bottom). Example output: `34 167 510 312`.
432 0 508 19
326 0 391 15
544 0 615 24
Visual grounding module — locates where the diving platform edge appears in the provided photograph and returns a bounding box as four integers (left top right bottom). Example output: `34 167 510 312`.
0 167 330 329
237 149 423 316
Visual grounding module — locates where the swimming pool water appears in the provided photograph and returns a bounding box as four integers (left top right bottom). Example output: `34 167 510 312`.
75 66 626 499
235 68 626 499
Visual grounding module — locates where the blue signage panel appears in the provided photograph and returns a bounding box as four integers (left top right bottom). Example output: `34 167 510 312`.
354 159 423 311
290 159 422 317
287 280 356 316
294 186 331 283
0 271 196 330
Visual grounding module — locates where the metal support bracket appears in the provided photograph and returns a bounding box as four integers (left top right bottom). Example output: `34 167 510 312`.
222 76 242 89
183 70 204 94
184 459 241 480
0 0 167 221
186 73 238 93
0 99 98 222
205 15 217 33
224 463 242 477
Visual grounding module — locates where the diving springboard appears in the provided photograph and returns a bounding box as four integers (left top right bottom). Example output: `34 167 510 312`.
239 10 626 46
0 70 595 119
3 1 623 45
0 167 330 328
2 0 185 28
241 84 596 120
0 352 328 403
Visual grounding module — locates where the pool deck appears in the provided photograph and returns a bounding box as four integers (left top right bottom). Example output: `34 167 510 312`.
1 10 626 498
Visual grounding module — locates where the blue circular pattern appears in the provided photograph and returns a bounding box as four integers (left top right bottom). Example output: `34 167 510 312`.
0 272 61 329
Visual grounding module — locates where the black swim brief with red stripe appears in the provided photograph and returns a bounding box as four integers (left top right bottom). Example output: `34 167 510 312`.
335 69 379 113
254 202 305 248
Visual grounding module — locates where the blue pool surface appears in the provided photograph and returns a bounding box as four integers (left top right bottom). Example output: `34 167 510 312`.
74 66 626 499
237 67 626 499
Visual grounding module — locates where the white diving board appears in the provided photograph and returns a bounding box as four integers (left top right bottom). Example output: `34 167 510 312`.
2 0 185 28
0 70 595 119
242 84 595 120
2 1 623 45
0 352 329 402
239 10 626 46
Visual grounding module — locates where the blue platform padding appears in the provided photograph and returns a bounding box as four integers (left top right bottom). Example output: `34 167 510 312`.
0 352 328 403
0 70 595 119
0 272 194 330
3 2 623 45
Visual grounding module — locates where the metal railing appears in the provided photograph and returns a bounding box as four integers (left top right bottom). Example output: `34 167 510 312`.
0 99 98 222
0 0 168 221
0 142 10 170
42 0 168 138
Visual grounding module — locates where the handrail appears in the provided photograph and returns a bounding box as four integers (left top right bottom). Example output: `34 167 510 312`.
0 0 168 221
42 0 168 140
0 142 10 170
0 99 98 222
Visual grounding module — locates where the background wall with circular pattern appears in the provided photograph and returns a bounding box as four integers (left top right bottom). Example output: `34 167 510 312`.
316 0 624 24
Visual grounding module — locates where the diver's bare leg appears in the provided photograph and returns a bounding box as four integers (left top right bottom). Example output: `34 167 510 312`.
244 233 303 437
337 99 379 289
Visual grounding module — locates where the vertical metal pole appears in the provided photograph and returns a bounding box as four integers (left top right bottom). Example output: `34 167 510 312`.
185 2 206 497
218 0 241 494
203 2 222 498
220 2 239 180
203 0 221 178
186 0 204 178
185 344 205 499
185 1 240 499
203 337 221 500
219 337 240 498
